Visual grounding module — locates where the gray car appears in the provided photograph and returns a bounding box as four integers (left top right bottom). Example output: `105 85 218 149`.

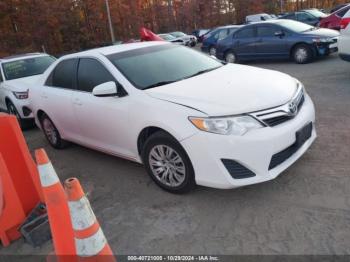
169 31 197 47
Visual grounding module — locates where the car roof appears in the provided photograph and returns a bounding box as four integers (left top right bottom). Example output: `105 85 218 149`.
247 19 295 26
218 25 242 29
0 53 48 62
59 41 170 59
211 25 242 32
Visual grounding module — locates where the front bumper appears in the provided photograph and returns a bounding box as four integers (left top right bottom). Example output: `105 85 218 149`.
13 99 34 119
181 94 316 189
315 41 338 56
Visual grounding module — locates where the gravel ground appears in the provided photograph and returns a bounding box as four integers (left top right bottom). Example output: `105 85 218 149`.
1 53 350 257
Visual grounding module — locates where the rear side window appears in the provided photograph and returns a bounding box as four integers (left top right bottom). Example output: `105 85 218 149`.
235 28 255 38
257 26 278 37
77 58 115 93
0 69 3 82
48 59 78 89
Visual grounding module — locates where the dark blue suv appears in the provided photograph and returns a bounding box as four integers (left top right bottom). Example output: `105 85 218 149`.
201 25 242 56
216 20 339 64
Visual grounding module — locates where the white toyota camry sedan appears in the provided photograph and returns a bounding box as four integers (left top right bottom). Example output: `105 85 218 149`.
30 42 316 193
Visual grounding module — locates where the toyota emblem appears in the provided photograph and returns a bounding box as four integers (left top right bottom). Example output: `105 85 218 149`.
288 102 298 116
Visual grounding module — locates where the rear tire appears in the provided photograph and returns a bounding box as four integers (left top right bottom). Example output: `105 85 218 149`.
142 131 196 194
292 44 313 64
39 113 70 149
225 51 237 63
209 46 217 56
6 101 34 130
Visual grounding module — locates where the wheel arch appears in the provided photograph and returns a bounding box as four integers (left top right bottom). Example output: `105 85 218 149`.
137 126 178 156
290 42 316 58
37 109 46 121
5 97 12 107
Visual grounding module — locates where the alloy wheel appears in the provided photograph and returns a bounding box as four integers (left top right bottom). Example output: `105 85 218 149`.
295 48 308 63
226 52 236 63
148 145 186 187
42 118 58 145
209 47 217 56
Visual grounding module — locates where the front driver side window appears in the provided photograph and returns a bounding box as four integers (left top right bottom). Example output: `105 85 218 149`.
235 28 255 38
77 58 115 93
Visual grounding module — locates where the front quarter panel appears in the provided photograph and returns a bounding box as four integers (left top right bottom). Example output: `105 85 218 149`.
128 93 205 161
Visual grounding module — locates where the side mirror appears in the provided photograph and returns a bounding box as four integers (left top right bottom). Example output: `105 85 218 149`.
274 31 285 37
92 81 118 97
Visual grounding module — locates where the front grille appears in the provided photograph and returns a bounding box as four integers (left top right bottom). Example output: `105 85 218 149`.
269 122 313 170
263 95 305 127
251 85 305 127
221 159 256 179
264 115 294 127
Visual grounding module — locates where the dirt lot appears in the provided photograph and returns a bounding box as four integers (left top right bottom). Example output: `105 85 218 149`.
1 53 350 256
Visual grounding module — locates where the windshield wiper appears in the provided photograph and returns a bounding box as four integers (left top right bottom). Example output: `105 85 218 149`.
143 80 178 90
142 66 222 90
184 66 222 80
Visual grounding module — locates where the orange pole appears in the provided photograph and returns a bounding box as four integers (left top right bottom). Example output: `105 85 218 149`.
64 178 116 262
35 149 77 261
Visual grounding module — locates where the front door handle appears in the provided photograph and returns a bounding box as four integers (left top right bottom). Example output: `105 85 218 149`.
41 92 48 99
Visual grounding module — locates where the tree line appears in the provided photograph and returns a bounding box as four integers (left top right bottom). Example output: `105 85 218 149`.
0 0 347 57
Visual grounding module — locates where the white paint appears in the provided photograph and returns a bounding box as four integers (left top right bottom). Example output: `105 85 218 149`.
38 162 59 187
75 228 107 257
68 196 96 231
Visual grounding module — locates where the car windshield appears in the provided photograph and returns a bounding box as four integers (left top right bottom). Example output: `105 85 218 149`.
2 56 56 80
278 20 315 32
261 14 272 20
171 32 186 37
108 44 223 90
159 34 176 41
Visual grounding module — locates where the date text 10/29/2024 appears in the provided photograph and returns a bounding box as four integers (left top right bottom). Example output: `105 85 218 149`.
127 256 220 261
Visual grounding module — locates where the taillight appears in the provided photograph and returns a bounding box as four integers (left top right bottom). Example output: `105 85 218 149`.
340 17 350 30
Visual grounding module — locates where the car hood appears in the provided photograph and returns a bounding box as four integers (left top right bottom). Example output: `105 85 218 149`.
145 64 298 116
5 75 42 91
303 28 340 38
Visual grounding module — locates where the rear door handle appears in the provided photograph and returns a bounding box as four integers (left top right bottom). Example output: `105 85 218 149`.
41 92 48 99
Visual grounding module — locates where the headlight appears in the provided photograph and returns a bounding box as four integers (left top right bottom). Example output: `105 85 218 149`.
189 115 263 136
294 78 305 93
13 90 29 100
312 37 331 43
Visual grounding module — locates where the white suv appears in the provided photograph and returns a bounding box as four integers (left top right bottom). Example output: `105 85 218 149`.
339 9 350 61
0 53 56 128
30 42 316 193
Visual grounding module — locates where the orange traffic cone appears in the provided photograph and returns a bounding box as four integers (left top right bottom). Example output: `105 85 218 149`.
35 149 76 261
64 178 116 262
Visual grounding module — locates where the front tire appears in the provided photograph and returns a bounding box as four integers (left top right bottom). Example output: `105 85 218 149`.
292 44 313 64
142 131 196 194
225 51 237 63
39 113 70 149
